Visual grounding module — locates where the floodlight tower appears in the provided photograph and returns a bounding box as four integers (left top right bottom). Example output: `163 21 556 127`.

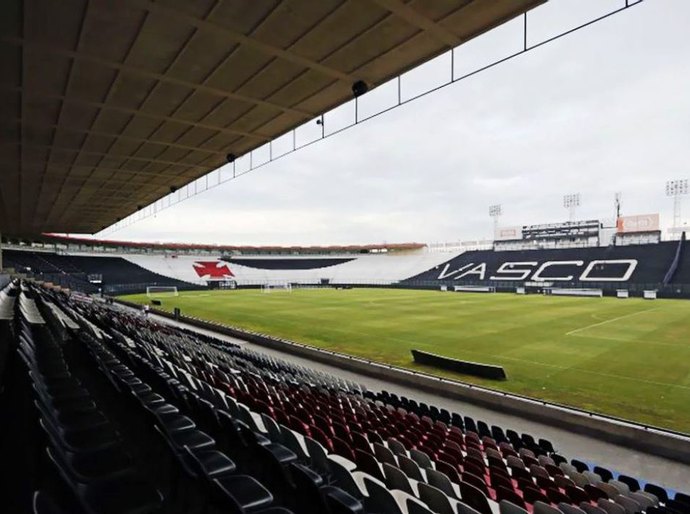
489 203 503 238
563 193 580 222
666 179 688 235
489 204 502 236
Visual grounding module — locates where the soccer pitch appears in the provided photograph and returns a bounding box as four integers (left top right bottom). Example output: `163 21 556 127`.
121 288 690 433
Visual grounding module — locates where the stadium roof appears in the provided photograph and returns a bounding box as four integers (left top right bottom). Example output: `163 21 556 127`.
1 0 544 237
32 234 426 253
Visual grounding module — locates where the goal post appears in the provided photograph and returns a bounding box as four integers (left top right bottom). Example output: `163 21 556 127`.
261 283 292 293
543 287 603 298
453 285 496 293
146 286 179 298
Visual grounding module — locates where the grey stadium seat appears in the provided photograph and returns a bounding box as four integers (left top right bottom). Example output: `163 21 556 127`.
613 494 642 514
499 500 529 514
425 468 458 499
597 498 626 514
363 475 404 514
383 463 415 496
418 482 455 514
559 504 587 514
398 454 425 482
533 501 562 514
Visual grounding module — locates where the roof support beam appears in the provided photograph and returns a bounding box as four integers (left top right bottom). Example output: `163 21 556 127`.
11 121 226 156
130 0 354 83
371 0 463 47
8 142 213 170
1 37 315 118
3 87 269 140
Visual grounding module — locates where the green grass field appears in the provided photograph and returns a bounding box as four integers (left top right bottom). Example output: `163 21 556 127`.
121 288 690 433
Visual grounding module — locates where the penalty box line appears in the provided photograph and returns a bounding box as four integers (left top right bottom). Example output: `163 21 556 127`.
565 308 659 337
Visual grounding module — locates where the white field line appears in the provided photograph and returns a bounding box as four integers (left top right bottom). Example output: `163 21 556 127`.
565 308 658 336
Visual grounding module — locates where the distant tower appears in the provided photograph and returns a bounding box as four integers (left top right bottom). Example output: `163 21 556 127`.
489 204 502 237
666 179 688 237
563 193 580 222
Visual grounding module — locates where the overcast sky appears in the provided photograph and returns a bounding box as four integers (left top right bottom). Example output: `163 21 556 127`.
105 0 690 246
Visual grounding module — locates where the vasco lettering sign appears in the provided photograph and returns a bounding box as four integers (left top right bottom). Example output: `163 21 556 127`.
436 259 637 282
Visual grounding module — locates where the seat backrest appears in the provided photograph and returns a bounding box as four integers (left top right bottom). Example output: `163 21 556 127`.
506 455 525 469
387 438 407 455
597 499 626 514
374 442 397 466
398 454 424 481
609 480 630 495
579 503 607 514
355 448 384 481
616 475 640 492
558 503 586 514
583 470 603 484
459 481 491 514
410 448 433 469
237 403 259 431
426 468 457 499
598 483 620 499
538 455 555 467
570 471 590 488
406 498 435 514
328 457 363 499
383 463 414 495
418 482 454 514
456 501 483 514
33 490 65 514
279 425 308 460
554 475 575 490
571 459 589 472
559 462 578 476
499 500 529 514
643 483 668 504
627 492 655 510
533 501 561 514
363 475 403 514
261 413 283 443
613 494 641 514
304 436 331 476
593 466 613 482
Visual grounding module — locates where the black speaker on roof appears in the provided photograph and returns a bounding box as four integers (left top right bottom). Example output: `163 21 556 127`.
170 185 177 193
226 153 236 163
352 80 368 98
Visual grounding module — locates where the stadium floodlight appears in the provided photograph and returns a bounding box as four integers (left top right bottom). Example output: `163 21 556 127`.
489 204 502 236
666 179 689 236
563 193 580 221
666 179 688 196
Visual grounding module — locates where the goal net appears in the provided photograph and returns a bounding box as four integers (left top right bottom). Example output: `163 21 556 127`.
261 283 292 293
146 286 179 298
453 285 496 293
544 287 602 298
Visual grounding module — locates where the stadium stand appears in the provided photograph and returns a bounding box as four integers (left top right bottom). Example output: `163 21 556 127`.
1 279 687 513
3 251 198 295
403 243 690 297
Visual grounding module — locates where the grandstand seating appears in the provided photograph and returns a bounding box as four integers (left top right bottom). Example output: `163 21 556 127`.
0 279 687 513
404 243 690 297
3 251 195 294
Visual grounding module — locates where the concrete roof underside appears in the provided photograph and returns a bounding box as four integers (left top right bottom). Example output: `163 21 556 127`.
1 0 544 237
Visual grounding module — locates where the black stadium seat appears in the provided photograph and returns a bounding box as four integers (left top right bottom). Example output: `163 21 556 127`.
1 280 686 514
